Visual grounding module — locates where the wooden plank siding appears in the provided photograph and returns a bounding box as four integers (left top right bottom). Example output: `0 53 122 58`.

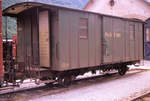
56 9 101 71
17 8 40 67
39 11 50 67
5 2 143 72
102 16 142 64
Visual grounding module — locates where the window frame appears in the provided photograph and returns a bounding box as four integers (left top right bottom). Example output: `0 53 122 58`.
145 27 150 42
79 18 88 39
129 24 135 41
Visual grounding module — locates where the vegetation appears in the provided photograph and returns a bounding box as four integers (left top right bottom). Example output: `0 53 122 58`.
31 0 89 9
2 0 26 38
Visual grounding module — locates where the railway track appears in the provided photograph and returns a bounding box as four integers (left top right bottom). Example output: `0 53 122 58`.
0 69 147 101
133 93 150 101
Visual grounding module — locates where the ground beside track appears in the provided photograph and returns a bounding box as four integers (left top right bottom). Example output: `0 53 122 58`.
1 60 150 101
0 68 149 101
133 93 150 101
32 70 150 101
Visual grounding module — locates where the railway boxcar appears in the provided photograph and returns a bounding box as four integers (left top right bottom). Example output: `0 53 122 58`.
2 2 144 86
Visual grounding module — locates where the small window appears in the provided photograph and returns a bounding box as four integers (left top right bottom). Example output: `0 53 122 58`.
146 28 150 41
79 18 88 39
129 25 135 40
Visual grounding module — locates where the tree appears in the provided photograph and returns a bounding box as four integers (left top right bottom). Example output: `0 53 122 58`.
2 0 26 38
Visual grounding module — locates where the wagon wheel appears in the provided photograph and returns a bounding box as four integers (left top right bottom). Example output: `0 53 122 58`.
58 76 71 87
0 79 3 87
118 66 128 76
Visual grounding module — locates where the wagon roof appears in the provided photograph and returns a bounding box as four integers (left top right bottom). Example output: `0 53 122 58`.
3 2 144 23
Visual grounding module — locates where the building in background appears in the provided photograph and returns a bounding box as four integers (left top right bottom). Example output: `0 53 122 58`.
144 19 150 60
84 0 150 21
144 1 150 60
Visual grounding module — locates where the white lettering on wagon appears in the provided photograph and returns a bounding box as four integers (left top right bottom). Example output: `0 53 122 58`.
105 32 121 38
